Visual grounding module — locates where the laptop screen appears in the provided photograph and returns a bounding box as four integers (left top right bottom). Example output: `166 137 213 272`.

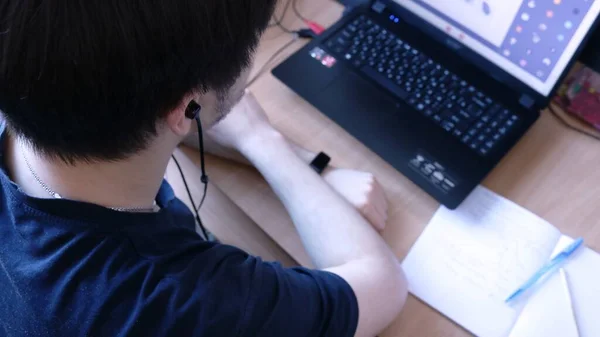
394 0 600 96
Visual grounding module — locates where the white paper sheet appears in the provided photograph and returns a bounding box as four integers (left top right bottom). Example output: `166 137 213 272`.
510 236 600 337
402 186 562 337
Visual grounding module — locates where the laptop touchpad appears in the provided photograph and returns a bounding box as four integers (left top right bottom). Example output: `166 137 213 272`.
315 71 399 148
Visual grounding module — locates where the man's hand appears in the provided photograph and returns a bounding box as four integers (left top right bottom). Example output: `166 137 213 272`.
323 168 388 232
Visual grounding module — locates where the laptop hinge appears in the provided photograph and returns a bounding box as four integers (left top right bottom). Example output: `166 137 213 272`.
371 1 386 13
519 94 536 109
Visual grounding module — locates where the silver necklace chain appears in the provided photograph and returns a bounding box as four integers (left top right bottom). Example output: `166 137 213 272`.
22 150 158 213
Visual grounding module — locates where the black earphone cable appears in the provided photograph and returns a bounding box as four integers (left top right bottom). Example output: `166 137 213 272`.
171 153 209 240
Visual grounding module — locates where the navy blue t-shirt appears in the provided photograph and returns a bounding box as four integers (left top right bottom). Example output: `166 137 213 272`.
0 126 359 336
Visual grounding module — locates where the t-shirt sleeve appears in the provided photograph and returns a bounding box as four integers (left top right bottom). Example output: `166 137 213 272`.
237 257 359 337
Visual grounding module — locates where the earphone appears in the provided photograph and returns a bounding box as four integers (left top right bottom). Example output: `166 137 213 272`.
174 100 210 240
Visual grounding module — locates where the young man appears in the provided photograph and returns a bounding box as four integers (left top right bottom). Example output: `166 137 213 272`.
0 1 407 336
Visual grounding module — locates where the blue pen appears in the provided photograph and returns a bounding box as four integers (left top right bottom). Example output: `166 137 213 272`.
505 237 584 303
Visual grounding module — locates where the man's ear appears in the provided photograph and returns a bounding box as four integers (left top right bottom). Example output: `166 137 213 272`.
166 96 197 137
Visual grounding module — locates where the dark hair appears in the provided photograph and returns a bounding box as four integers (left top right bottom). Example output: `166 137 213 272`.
0 0 276 162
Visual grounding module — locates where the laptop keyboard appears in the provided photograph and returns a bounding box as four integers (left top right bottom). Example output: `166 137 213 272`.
324 15 520 156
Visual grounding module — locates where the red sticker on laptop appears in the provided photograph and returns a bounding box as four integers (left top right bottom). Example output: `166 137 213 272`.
309 47 337 68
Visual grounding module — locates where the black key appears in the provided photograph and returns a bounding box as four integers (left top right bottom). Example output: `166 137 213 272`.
474 121 485 129
408 97 418 107
467 128 479 137
469 140 481 150
333 45 345 54
478 147 489 155
424 108 434 116
341 29 353 39
484 140 495 149
462 134 472 143
450 115 461 124
492 133 502 141
487 103 502 116
336 37 351 47
459 109 471 120
477 134 486 142
441 121 455 131
363 66 410 100
467 104 483 117
483 127 493 135
440 109 454 120
455 120 471 132
472 97 487 108
433 114 442 123
453 129 463 137
498 126 508 135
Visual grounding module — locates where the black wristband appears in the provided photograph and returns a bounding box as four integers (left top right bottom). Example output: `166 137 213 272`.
310 152 331 175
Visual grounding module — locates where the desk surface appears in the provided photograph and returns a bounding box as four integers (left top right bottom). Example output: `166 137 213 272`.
193 1 600 336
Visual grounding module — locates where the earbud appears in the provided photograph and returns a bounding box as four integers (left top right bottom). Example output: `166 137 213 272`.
185 100 209 185
185 100 202 120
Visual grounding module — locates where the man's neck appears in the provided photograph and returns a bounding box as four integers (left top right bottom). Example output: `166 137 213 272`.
6 135 170 210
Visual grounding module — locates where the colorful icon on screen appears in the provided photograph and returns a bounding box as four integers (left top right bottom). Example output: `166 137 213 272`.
547 10 554 18
532 33 541 44
528 1 536 8
554 0 561 4
565 21 573 29
543 58 552 66
521 13 530 21
557 34 565 41
520 59 527 67
539 23 547 31
516 25 523 33
503 49 511 56
510 37 517 45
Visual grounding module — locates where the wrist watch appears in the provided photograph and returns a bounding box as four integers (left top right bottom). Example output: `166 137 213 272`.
310 152 331 175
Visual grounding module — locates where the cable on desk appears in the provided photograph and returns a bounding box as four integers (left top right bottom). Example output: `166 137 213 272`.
292 0 309 22
246 35 300 87
547 103 600 141
171 154 210 240
268 0 295 33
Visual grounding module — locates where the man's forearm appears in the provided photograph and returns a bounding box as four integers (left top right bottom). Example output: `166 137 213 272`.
237 128 394 269
183 131 317 166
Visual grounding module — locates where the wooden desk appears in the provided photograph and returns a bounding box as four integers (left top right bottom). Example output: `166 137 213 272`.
177 1 600 336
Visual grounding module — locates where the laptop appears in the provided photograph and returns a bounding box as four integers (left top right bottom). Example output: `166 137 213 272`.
272 0 600 209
